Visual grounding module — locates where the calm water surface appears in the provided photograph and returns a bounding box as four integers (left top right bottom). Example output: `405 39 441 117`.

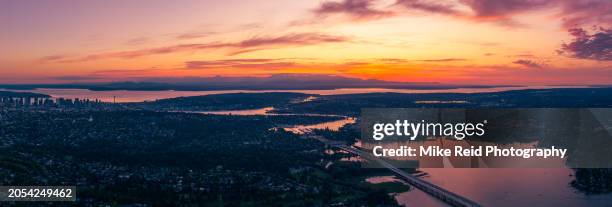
140 106 612 206
7 86 610 206
411 168 612 207
4 86 590 103
356 137 612 206
188 107 275 115
364 168 612 207
186 107 356 133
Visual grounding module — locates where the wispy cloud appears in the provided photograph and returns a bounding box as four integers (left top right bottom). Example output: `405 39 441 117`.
513 59 542 68
42 33 351 62
39 55 68 62
124 37 150 45
185 59 297 70
53 75 103 81
183 58 378 72
48 58 611 85
513 53 535 58
417 58 467 62
175 31 216 40
91 68 168 76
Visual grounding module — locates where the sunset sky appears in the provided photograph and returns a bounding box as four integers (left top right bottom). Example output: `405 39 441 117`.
0 0 610 85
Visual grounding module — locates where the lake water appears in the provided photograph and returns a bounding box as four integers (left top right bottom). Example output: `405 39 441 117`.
365 168 612 207
366 175 448 207
7 86 610 206
409 168 612 207
359 164 612 206
281 117 356 134
198 108 612 206
184 107 356 133
185 107 275 115
358 138 612 206
3 85 590 103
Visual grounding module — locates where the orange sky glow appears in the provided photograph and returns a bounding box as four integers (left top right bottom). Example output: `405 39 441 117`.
0 0 610 85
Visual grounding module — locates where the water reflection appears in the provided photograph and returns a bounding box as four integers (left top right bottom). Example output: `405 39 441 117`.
360 164 612 206
365 175 449 207
4 86 590 103
395 184 450 207
190 107 274 115
178 106 357 134
282 117 356 134
414 168 612 207
192 107 612 206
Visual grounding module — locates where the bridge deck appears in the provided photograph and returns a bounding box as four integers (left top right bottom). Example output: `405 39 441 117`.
333 144 482 207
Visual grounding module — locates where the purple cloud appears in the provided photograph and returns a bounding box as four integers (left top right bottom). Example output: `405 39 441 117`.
393 0 553 26
314 0 393 20
513 59 542 68
394 0 610 28
309 0 610 28
558 27 611 61
463 0 551 17
559 0 611 29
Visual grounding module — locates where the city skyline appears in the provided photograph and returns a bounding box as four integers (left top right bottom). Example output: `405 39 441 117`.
1 0 610 85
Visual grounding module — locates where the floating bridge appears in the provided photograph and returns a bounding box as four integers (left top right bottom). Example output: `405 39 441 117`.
309 134 482 207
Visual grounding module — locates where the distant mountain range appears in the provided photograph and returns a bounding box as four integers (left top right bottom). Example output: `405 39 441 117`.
1 74 513 91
